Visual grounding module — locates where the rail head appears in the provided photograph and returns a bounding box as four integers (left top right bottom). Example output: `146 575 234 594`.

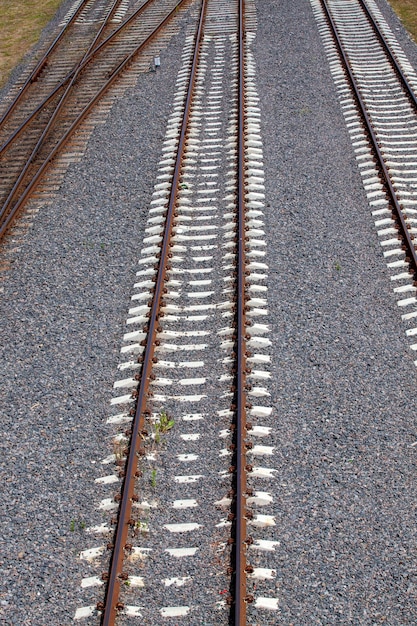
320 0 417 279
99 0 208 622
0 0 92 127
0 0 189 243
231 0 251 622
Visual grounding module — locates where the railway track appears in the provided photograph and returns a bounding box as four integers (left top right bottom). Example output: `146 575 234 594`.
0 0 192 241
3 0 417 623
0 0 115 130
78 0 417 621
309 0 417 363
74 0 276 623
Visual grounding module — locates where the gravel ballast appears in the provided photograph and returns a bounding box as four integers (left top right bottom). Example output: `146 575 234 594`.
255 0 417 622
0 7 194 623
1 0 417 623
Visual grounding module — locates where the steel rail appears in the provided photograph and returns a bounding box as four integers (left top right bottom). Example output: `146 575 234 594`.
320 0 417 278
231 0 249 621
0 0 188 242
357 0 417 113
99 0 207 622
0 0 124 229
0 0 91 126
0 0 156 156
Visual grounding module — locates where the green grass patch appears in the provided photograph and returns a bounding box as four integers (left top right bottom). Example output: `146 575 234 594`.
389 0 417 42
0 0 63 88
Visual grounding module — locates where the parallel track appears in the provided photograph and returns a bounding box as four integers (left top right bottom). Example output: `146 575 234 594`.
91 0 417 620
320 0 417 279
0 0 190 241
4 0 417 622
308 0 417 357
98 0 255 620
71 0 279 623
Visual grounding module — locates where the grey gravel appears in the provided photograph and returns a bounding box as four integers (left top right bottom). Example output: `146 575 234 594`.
254 0 417 622
0 7 193 624
0 0 82 103
2 0 417 624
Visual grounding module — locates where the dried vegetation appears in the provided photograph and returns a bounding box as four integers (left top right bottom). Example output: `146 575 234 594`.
0 0 63 88
389 0 417 42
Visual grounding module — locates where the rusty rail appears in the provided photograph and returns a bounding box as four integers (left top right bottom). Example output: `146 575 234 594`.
357 0 417 113
231 0 250 622
320 0 417 278
0 0 122 226
98 0 208 623
0 0 155 156
0 0 91 126
0 0 188 241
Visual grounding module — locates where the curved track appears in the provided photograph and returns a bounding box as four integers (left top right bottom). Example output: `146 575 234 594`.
0 0 190 240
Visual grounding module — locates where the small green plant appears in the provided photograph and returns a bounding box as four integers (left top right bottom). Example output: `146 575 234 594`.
154 410 175 444
159 410 175 432
179 182 188 190
70 518 86 531
135 519 148 534
335 261 341 271
150 468 157 489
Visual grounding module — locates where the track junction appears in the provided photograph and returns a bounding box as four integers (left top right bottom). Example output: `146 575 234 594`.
2 0 417 623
